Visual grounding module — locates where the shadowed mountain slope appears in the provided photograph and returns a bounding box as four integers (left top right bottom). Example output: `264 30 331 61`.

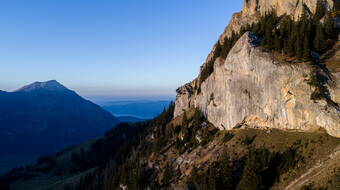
0 80 119 172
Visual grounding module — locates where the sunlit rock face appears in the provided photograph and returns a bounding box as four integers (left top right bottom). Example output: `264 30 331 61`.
188 0 337 80
221 0 335 41
174 32 340 137
175 0 339 137
242 0 334 17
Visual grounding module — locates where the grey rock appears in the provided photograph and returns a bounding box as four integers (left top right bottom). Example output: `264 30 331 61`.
175 32 340 137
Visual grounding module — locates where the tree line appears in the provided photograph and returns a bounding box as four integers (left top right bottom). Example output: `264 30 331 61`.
199 0 338 86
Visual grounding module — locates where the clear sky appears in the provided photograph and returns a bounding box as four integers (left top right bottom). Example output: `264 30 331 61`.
0 0 243 101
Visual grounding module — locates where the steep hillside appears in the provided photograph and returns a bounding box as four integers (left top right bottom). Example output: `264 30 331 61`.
2 0 339 190
175 0 340 137
4 107 339 190
0 80 119 172
175 32 340 137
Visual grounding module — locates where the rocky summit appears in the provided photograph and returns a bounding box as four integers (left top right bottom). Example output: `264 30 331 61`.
2 1 340 190
222 0 335 40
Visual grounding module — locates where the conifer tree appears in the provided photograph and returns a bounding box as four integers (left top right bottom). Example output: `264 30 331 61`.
314 22 327 52
315 0 326 19
324 14 334 39
303 35 311 60
274 34 282 51
182 111 189 127
287 35 296 57
335 0 340 11
162 164 172 184
296 33 303 59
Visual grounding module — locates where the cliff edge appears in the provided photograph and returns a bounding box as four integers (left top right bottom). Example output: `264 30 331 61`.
174 31 339 137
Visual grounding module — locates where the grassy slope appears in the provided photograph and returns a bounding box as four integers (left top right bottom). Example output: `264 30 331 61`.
10 137 100 190
9 110 340 190
140 110 340 189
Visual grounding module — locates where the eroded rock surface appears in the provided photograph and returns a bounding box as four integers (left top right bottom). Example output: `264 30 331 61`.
175 0 339 137
175 32 340 137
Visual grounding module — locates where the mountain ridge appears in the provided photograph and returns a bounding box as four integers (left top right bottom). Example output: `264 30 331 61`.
0 80 119 173
14 80 68 93
2 1 340 189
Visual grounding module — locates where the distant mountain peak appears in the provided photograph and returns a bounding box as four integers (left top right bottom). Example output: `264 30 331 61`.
14 80 69 92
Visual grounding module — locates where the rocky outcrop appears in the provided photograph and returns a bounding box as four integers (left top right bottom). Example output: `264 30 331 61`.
221 0 335 41
242 0 334 16
193 0 338 93
174 32 340 137
175 0 339 137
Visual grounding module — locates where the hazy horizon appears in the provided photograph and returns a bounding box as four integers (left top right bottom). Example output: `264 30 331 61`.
1 80 176 102
0 0 243 97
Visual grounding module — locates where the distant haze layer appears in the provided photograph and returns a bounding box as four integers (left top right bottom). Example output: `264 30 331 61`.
100 100 173 119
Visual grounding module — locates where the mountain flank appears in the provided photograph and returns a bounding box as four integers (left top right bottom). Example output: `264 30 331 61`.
4 106 340 190
0 80 119 173
1 0 340 189
175 0 340 137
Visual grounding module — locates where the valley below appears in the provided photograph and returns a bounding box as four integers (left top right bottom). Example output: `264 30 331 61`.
5 108 340 190
1 0 340 189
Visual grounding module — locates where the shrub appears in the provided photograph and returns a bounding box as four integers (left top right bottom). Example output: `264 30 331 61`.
242 135 256 145
223 133 234 142
162 164 173 184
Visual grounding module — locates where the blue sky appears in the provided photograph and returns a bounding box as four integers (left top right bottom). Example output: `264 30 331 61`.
0 0 243 100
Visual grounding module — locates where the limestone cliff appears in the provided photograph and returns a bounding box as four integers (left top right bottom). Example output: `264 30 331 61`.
175 31 340 137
